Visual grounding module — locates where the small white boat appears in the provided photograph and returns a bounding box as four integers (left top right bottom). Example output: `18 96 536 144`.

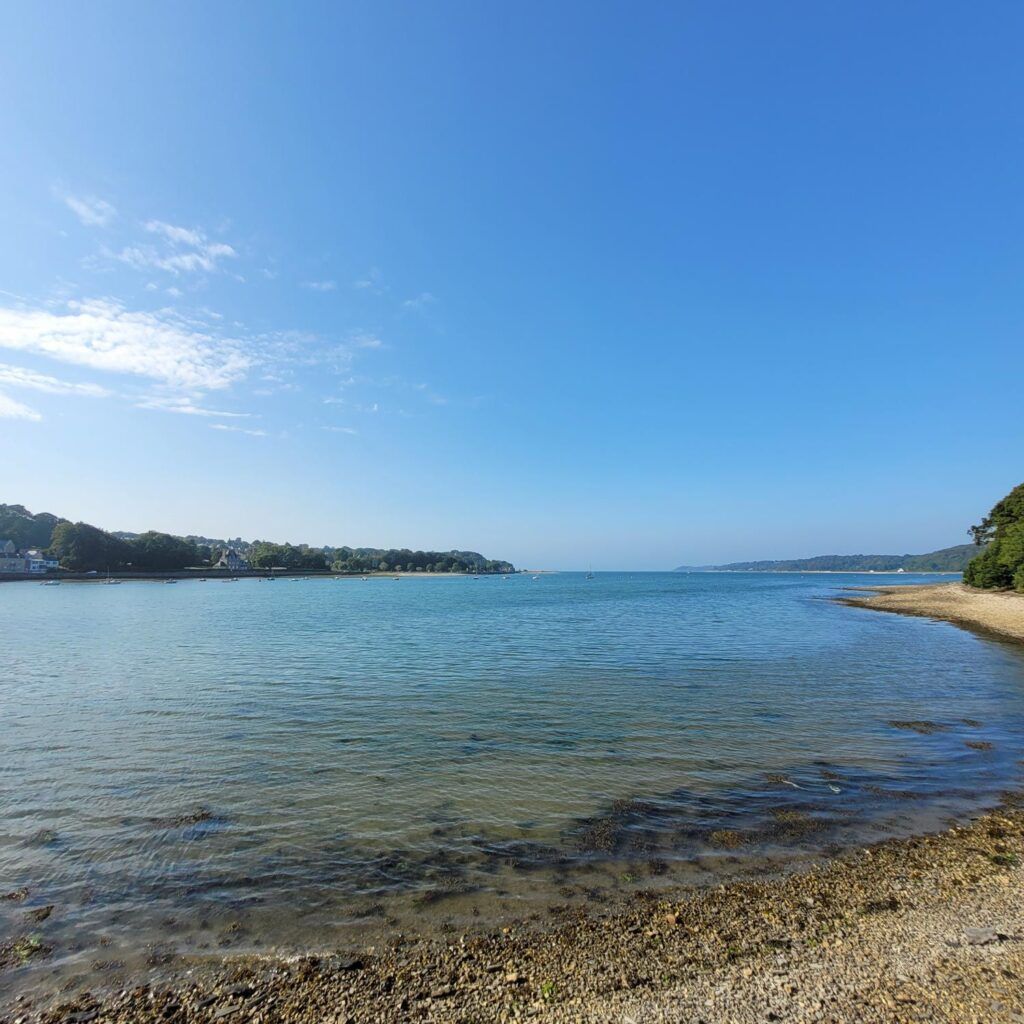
41 580 61 586
532 575 540 580
164 578 178 584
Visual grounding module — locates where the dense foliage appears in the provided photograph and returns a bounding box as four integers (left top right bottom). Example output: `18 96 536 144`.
326 547 513 574
5 501 514 574
249 542 328 570
48 522 197 572
675 544 979 574
0 504 65 549
964 482 1024 592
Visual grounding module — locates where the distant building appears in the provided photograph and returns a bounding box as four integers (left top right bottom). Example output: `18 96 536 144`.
0 544 60 574
215 547 250 571
23 549 60 573
1 539 26 573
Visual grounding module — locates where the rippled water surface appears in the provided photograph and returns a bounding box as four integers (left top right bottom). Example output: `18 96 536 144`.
2 572 1024 994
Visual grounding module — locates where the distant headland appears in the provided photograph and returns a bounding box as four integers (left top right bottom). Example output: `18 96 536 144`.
0 502 515 576
675 543 977 574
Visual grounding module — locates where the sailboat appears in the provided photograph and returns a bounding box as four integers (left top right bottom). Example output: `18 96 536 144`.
586 564 594 580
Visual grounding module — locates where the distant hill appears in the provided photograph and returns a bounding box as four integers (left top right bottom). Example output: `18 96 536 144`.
0 504 66 549
675 544 978 573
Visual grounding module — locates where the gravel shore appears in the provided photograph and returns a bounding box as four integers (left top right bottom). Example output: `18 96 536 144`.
839 582 1024 645
7 800 1023 1024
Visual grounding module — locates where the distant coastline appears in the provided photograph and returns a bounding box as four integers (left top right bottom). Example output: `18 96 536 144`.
678 568 961 575
0 568 524 584
676 543 978 574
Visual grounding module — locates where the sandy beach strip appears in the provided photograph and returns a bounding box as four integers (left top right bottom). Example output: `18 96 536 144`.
838 582 1024 645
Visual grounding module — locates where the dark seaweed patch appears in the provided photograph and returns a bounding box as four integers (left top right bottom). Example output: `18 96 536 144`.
888 720 948 735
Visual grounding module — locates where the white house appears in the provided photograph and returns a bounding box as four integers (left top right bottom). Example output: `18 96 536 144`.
23 549 60 573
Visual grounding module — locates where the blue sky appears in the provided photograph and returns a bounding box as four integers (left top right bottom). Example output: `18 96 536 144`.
1 2 1021 569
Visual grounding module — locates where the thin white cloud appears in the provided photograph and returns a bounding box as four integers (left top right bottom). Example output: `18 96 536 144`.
349 330 384 349
0 362 110 397
322 425 358 435
302 279 337 292
0 299 250 390
59 191 116 227
323 397 379 412
112 220 237 276
135 394 252 418
402 291 436 311
209 423 267 437
143 220 204 247
0 392 42 421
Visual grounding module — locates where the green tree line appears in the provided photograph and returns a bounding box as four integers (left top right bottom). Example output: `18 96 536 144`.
47 522 209 572
964 482 1024 592
326 547 513 574
29 509 515 574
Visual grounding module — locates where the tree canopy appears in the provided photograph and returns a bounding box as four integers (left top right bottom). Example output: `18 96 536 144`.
0 504 65 549
964 482 1024 592
8 500 514 574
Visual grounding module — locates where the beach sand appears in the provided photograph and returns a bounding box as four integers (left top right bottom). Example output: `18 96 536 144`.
839 582 1024 645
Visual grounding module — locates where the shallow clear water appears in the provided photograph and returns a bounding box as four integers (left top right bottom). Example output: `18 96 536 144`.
2 571 1023 996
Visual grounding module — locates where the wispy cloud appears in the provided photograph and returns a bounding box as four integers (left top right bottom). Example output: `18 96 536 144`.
323 397 379 413
0 362 110 397
58 191 116 228
209 423 267 437
322 425 359 435
402 291 436 311
301 279 337 292
0 392 42 421
113 220 237 275
143 221 204 247
0 299 251 390
349 330 384 350
135 394 253 418
353 267 385 294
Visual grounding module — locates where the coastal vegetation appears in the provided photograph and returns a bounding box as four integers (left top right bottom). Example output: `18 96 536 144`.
675 544 978 573
0 504 61 549
1 503 514 575
964 481 1024 592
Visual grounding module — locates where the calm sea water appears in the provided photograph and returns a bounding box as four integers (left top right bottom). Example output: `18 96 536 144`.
2 572 1024 996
